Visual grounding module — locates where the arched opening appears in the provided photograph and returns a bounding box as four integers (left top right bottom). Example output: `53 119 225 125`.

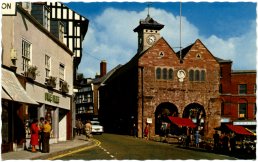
155 102 178 135
183 103 206 135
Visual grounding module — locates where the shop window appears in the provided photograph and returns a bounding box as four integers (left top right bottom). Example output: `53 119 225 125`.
156 68 161 79
239 84 247 94
239 103 247 119
162 68 167 79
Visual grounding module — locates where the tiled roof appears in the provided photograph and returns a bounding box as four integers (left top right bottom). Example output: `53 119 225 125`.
134 14 164 32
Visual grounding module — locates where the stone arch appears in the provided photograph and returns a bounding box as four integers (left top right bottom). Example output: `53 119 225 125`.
155 102 178 135
183 103 206 135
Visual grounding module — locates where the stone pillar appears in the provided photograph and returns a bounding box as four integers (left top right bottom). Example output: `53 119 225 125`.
38 104 45 119
53 108 59 140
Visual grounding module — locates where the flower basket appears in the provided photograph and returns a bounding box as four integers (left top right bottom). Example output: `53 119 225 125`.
46 76 56 88
25 65 39 80
61 81 69 93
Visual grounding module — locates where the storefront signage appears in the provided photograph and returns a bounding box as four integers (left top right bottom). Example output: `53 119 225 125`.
45 92 59 104
2 3 16 15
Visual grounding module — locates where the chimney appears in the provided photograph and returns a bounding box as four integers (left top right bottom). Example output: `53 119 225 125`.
100 60 107 77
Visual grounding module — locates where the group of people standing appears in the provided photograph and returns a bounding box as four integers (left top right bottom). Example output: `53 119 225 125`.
30 117 52 153
213 131 237 154
76 119 92 140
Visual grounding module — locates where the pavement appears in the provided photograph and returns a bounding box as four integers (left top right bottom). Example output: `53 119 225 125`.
1 135 96 160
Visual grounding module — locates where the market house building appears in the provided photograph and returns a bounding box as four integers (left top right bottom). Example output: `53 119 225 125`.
1 2 88 153
99 14 256 139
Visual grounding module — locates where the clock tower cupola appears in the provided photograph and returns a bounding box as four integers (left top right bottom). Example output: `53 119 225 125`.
133 14 164 52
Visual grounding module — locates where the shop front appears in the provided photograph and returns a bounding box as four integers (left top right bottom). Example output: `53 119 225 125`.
26 82 72 145
1 68 39 153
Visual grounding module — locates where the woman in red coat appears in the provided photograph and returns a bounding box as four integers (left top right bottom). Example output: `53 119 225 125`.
30 119 39 152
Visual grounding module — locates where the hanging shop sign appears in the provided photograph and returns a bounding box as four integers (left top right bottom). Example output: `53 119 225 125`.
45 92 59 104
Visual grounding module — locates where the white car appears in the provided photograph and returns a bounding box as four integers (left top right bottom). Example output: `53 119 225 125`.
91 121 104 134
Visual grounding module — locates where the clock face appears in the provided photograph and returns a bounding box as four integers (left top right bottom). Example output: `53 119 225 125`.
147 35 156 45
177 70 186 79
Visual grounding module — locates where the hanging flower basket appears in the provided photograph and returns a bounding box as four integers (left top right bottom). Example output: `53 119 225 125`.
45 76 56 88
25 65 40 80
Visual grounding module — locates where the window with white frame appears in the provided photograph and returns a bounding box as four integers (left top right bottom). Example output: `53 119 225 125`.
43 6 50 31
59 21 64 42
59 63 65 89
45 55 50 77
22 39 31 72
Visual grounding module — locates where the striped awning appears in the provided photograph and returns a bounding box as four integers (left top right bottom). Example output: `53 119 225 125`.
1 68 38 105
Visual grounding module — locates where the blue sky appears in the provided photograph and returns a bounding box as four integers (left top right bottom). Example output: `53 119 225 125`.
65 1 257 78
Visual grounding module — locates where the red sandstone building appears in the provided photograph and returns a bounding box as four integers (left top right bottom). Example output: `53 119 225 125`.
98 14 256 138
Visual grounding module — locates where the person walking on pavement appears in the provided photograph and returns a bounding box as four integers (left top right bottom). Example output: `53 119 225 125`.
42 119 52 153
213 130 220 152
144 123 149 140
194 130 200 148
76 118 83 136
222 133 230 154
229 133 236 155
30 119 40 153
85 120 92 140
38 117 45 152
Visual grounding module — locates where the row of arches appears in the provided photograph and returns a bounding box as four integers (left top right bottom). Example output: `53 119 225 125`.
155 102 206 135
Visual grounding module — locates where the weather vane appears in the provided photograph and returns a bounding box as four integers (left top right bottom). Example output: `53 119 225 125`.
147 2 152 16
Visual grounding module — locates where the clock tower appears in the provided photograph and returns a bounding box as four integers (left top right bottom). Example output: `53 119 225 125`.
134 14 164 52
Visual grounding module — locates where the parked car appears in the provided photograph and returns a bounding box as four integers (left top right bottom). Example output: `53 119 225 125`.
91 121 104 134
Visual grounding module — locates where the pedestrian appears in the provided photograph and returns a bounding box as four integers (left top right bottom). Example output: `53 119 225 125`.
38 117 45 152
194 130 200 148
30 119 39 153
133 123 137 137
144 123 149 140
85 120 92 140
229 133 236 154
42 119 52 153
213 130 220 152
222 133 230 154
76 119 81 136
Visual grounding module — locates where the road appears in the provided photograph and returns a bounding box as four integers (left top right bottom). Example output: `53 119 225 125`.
55 133 237 160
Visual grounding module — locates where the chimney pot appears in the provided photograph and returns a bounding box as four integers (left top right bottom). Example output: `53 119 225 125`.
100 60 107 77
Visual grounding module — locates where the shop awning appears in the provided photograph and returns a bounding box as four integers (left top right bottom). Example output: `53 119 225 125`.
1 68 38 105
168 116 196 128
1 88 12 100
226 124 254 136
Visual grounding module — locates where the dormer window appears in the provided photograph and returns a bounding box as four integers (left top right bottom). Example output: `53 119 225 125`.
43 6 50 31
59 21 64 42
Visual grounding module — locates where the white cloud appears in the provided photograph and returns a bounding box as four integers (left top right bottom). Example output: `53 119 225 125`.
78 7 256 78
